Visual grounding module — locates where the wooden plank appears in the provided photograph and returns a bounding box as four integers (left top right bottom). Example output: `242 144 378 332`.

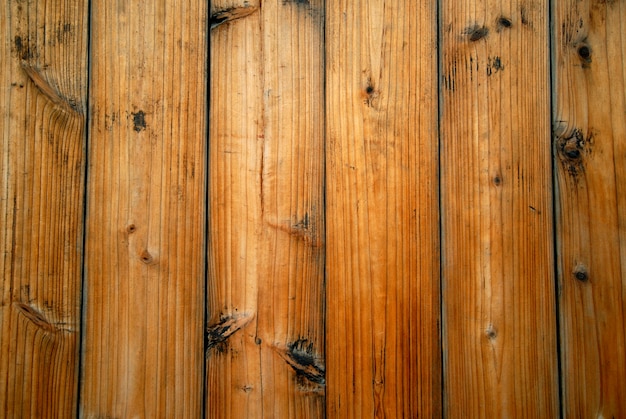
80 1 207 417
440 0 559 416
0 1 88 417
325 1 440 416
554 0 626 416
207 0 325 417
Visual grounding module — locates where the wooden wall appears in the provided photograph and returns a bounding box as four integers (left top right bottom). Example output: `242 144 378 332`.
1 0 624 417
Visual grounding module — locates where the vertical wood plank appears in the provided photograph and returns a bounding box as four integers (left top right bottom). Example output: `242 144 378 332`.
440 0 559 416
554 0 626 416
207 0 325 417
81 1 207 417
0 1 88 417
325 1 440 416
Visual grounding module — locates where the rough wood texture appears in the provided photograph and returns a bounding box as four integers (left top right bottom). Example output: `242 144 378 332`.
0 1 88 417
81 1 207 417
207 0 325 417
440 0 559 416
325 1 440 416
554 0 626 416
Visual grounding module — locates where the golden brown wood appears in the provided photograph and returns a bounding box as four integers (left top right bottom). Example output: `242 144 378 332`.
325 1 440 417
207 0 325 417
80 1 207 417
0 1 88 417
554 0 626 416
440 0 559 416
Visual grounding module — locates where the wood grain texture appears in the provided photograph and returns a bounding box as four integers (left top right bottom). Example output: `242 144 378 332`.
554 0 626 416
207 0 325 417
325 1 440 417
81 1 207 417
440 0 559 416
0 1 88 417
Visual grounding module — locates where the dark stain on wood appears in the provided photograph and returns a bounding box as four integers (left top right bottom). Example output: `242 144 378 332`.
520 5 531 26
293 212 311 231
131 110 147 132
13 35 37 60
486 56 503 76
464 24 489 42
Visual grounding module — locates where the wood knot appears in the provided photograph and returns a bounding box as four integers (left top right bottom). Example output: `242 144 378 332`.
139 249 154 264
497 16 512 30
573 264 589 282
556 128 591 178
485 324 497 340
577 44 592 64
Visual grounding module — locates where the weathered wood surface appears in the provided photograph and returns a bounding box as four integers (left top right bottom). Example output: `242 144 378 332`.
80 1 207 417
0 1 88 417
207 0 325 417
325 1 441 417
440 0 559 416
1 0 625 416
554 0 626 416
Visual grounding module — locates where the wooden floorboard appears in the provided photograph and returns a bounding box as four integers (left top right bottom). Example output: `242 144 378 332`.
554 0 626 416
325 1 441 416
207 1 325 417
440 0 559 416
80 1 207 417
0 2 88 417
